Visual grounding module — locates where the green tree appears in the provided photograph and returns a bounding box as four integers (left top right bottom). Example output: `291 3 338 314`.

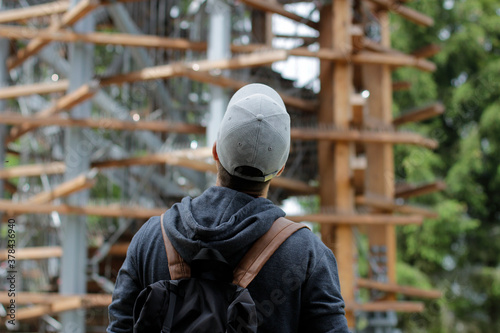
391 0 500 331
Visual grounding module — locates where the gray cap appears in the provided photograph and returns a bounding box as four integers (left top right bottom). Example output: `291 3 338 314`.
216 83 290 182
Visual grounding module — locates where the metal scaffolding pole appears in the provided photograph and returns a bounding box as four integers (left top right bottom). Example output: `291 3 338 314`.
206 0 231 146
59 0 95 331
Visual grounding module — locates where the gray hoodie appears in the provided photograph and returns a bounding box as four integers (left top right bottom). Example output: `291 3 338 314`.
108 186 349 332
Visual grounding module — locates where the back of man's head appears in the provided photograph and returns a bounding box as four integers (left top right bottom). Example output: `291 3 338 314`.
216 83 291 195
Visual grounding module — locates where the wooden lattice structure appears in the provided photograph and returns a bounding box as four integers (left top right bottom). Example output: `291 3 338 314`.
0 0 445 331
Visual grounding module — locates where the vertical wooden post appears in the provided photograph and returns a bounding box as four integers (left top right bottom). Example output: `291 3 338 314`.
251 1 273 46
363 11 397 289
319 2 355 327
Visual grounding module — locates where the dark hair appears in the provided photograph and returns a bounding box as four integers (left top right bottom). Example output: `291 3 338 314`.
217 163 271 197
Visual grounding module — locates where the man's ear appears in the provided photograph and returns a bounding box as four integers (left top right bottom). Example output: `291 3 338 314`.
212 142 219 161
276 165 285 177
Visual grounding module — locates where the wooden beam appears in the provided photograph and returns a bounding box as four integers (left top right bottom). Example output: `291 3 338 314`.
0 112 206 134
347 301 425 312
0 293 61 305
353 51 436 72
356 195 438 218
27 170 97 204
357 278 442 299
239 0 319 30
318 2 355 325
183 70 318 112
82 293 112 307
7 0 102 70
99 50 288 86
392 81 412 91
0 199 167 219
393 102 445 126
0 161 66 179
290 128 438 149
0 80 69 99
16 297 82 321
91 147 213 169
92 149 317 194
287 214 423 225
15 305 52 321
0 292 111 307
0 1 70 24
0 25 207 51
7 82 99 142
0 246 62 261
395 181 447 199
412 44 441 58
107 243 129 256
271 177 318 195
366 0 434 27
290 46 436 71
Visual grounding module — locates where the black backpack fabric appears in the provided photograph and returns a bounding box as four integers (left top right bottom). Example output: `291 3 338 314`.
132 214 305 333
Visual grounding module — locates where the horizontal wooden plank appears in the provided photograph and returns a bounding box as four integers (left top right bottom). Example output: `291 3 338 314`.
395 181 447 199
0 1 69 24
99 50 288 85
0 199 167 219
0 25 207 51
0 113 206 134
287 214 423 225
366 0 434 27
92 150 316 194
107 243 129 256
239 0 319 30
392 81 412 91
357 278 442 299
352 51 436 72
290 128 438 149
393 102 445 126
0 80 69 99
347 301 425 312
0 292 112 320
412 44 441 58
0 292 111 306
0 161 66 179
356 195 438 218
0 246 62 261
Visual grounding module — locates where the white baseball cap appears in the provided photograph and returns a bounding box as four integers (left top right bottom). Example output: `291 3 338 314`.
216 83 291 182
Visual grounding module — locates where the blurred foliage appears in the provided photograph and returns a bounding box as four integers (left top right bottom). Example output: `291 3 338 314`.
390 0 500 331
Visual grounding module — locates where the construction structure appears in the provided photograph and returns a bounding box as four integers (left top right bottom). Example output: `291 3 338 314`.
0 0 445 331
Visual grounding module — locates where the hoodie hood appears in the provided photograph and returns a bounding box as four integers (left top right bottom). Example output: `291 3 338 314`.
163 186 285 267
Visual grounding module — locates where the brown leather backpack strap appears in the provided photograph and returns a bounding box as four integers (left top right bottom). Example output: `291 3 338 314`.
160 213 191 280
233 217 307 288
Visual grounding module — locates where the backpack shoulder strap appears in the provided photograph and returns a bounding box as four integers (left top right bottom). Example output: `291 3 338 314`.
233 217 307 288
160 213 191 280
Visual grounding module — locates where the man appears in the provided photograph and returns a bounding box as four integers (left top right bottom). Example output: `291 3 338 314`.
107 83 349 332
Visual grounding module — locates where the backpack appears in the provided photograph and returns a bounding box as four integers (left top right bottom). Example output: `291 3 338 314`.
132 214 306 333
